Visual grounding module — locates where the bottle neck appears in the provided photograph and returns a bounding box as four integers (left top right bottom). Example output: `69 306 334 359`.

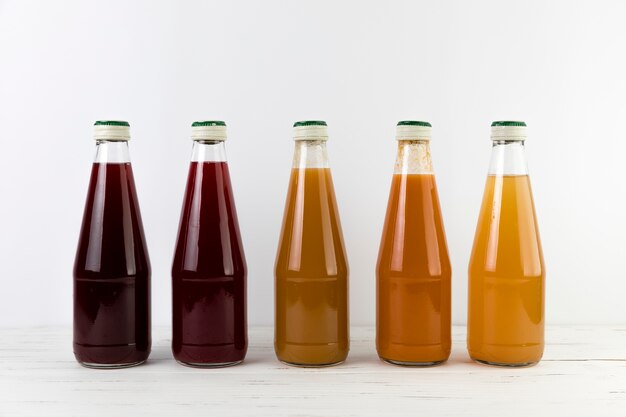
191 140 227 162
94 140 131 163
488 140 528 175
292 140 329 168
394 140 433 174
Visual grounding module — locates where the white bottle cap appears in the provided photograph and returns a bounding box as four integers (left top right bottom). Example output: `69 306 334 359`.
490 121 527 141
395 121 432 140
292 121 328 141
94 121 130 141
191 121 227 141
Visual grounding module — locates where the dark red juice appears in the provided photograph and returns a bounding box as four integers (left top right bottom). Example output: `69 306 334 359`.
73 162 151 367
172 161 247 366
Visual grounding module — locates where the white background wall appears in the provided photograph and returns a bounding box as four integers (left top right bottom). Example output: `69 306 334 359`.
1 0 625 327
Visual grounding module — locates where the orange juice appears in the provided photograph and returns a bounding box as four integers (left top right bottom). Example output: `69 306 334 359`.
275 168 349 366
468 174 545 366
377 173 451 365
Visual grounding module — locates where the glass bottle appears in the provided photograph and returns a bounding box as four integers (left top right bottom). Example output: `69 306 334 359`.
376 121 451 366
172 121 247 367
468 121 545 366
275 120 349 367
73 121 151 368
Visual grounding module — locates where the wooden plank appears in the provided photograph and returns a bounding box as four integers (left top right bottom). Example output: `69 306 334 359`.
0 326 624 417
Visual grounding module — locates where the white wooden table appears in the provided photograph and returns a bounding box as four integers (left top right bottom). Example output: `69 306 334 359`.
1 326 625 416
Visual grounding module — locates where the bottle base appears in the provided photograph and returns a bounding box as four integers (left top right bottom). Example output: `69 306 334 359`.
279 359 345 368
175 359 244 368
73 341 151 368
471 357 539 368
381 357 447 367
78 360 146 369
274 339 349 368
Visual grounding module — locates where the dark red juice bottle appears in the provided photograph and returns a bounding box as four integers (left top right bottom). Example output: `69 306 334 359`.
73 121 151 368
172 121 247 367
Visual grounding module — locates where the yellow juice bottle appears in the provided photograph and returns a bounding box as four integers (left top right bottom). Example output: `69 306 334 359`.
377 121 451 366
468 121 545 366
275 121 349 367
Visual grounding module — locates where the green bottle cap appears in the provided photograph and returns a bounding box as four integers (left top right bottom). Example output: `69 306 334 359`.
491 121 527 141
94 120 130 127
491 121 526 127
293 120 327 127
292 120 328 140
191 120 227 141
192 121 226 127
397 120 432 127
396 121 432 140
93 120 130 141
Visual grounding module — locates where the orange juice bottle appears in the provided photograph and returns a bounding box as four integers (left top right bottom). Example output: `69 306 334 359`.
468 121 545 366
376 121 451 366
275 120 349 367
